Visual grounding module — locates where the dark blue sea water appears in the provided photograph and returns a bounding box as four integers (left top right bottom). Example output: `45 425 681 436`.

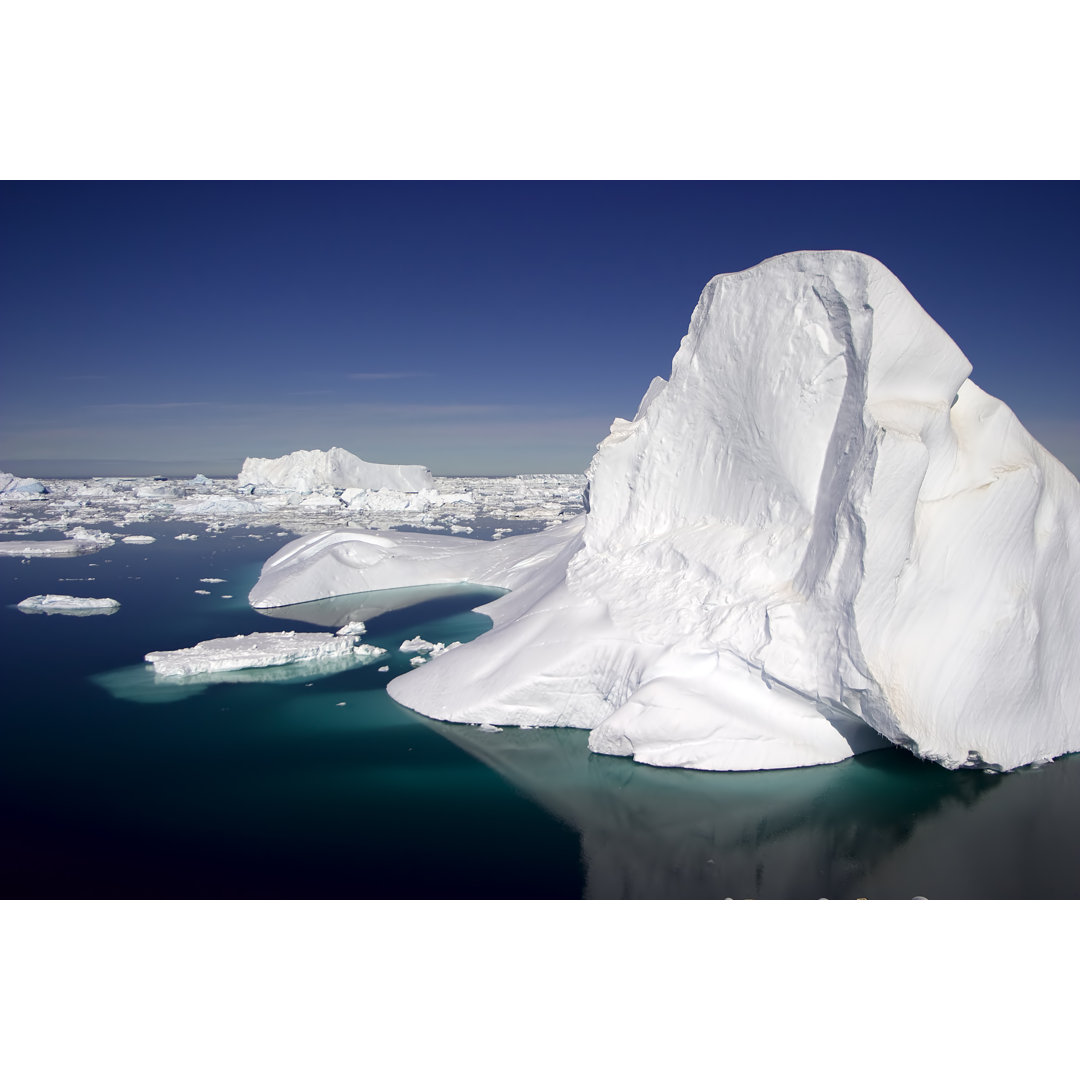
2 525 1079 899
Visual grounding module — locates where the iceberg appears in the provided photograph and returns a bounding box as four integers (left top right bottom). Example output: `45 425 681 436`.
261 250 1078 771
0 473 47 497
238 447 433 494
17 594 120 615
145 630 386 677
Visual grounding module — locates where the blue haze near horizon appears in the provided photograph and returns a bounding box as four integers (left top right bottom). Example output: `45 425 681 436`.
2 181 1078 477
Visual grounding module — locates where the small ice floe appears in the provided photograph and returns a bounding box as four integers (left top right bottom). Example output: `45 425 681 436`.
200 578 227 583
409 656 428 666
220 594 232 599
66 527 115 547
17 594 120 616
399 637 462 658
477 724 502 733
174 533 198 541
335 701 346 707
336 620 366 636
145 630 387 677
194 589 211 595
377 665 389 672
121 535 156 544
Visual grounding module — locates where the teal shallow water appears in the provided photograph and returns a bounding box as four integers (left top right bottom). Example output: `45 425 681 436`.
2 525 1079 898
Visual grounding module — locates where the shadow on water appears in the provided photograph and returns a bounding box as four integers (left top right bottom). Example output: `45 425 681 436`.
255 584 508 632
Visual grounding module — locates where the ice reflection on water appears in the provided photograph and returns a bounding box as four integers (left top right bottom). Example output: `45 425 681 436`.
260 583 1080 899
411 713 1080 899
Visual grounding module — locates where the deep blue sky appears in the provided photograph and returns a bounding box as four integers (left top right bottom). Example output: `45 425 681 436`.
2 181 1077 477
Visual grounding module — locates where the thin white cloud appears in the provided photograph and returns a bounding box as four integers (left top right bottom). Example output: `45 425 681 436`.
346 371 428 380
98 401 222 409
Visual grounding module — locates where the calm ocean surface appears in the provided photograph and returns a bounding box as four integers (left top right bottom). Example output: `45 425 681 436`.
2 524 1078 899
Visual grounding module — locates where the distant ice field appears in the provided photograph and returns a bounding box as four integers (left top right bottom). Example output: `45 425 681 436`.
0 472 586 544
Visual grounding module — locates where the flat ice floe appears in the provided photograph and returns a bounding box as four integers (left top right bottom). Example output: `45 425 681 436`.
0 536 113 557
145 630 386 677
17 594 120 615
251 251 1080 773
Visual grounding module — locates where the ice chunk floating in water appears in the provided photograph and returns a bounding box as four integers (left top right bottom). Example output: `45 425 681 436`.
17 594 120 615
251 251 1080 773
145 630 386 677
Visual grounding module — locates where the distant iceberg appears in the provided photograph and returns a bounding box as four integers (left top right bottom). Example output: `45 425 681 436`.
251 251 1080 773
238 447 433 494
0 472 47 498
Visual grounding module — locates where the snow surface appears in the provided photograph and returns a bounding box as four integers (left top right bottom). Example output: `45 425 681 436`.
145 630 386 677
250 251 1080 773
238 447 432 494
17 594 120 614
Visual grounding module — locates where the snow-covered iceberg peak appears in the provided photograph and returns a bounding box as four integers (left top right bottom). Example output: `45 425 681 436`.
238 447 432 493
569 250 1080 770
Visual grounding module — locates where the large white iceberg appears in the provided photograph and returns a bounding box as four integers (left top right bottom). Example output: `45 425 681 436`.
250 251 1080 772
238 447 432 494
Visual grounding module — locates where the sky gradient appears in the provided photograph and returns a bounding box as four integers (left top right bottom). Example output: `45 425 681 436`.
2 181 1078 477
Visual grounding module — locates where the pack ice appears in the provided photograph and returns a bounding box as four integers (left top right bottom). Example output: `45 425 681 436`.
250 251 1080 772
238 447 432 494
